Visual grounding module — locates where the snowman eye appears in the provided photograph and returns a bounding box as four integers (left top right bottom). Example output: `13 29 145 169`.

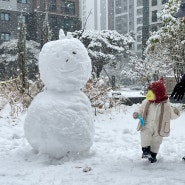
72 51 76 55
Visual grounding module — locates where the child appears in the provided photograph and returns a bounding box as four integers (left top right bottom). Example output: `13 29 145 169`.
133 77 180 163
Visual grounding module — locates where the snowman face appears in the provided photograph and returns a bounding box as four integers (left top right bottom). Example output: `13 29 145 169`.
39 38 92 91
55 41 86 73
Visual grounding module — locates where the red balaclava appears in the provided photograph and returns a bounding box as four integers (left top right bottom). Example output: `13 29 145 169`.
148 77 168 103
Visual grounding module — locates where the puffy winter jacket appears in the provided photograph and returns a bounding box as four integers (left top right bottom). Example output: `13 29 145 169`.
135 99 180 137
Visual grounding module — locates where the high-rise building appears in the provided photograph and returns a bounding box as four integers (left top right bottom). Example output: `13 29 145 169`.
79 0 95 30
79 0 109 30
112 0 168 55
112 0 143 55
142 0 168 51
79 0 168 55
0 0 81 45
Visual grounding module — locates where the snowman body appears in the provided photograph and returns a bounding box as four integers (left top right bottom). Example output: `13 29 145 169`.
24 32 94 158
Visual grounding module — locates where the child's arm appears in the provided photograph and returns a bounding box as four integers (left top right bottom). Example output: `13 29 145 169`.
133 99 148 119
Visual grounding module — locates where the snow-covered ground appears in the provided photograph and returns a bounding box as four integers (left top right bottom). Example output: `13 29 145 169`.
0 101 185 185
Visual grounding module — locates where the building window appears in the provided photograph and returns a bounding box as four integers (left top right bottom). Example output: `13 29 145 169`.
152 10 157 22
137 0 142 6
49 0 56 12
162 0 168 4
152 0 157 6
151 25 157 32
115 0 122 14
137 44 142 50
2 0 10 1
61 1 75 15
1 13 10 21
137 17 143 24
1 33 11 41
17 0 27 3
50 16 57 28
137 35 142 42
18 15 26 23
137 9 143 16
61 18 73 31
137 26 142 32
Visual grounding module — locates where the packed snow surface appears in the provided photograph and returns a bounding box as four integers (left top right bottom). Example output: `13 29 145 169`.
0 102 185 185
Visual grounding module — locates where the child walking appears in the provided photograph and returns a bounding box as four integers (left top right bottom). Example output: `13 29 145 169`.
133 77 180 163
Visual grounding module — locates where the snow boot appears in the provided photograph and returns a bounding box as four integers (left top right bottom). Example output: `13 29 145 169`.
148 152 157 163
142 146 151 158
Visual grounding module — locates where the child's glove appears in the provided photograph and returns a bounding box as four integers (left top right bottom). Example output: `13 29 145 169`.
133 112 138 119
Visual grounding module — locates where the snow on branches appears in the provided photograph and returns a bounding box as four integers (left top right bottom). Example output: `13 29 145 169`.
145 0 185 82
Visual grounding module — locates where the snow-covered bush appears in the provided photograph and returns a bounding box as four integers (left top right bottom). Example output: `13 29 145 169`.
82 75 111 115
72 30 135 78
0 77 44 122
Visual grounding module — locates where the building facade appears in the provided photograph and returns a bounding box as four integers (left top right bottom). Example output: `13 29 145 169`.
111 0 143 55
79 0 169 56
142 0 168 52
0 0 81 45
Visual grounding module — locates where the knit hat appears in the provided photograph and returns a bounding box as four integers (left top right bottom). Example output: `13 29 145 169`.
147 77 168 103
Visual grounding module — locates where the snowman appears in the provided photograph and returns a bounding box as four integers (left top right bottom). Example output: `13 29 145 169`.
24 30 94 158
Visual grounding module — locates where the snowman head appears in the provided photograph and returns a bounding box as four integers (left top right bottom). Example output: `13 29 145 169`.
39 29 92 91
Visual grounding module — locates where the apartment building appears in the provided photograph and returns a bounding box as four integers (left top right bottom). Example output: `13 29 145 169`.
112 0 143 55
0 0 81 45
142 0 168 51
79 0 108 30
112 0 168 55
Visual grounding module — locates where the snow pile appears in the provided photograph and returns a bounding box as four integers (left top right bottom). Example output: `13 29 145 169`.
24 30 94 158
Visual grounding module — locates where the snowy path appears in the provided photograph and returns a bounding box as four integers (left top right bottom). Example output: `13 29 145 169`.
0 104 185 185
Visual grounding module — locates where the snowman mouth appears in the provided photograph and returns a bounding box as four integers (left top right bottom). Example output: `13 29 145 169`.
59 59 82 73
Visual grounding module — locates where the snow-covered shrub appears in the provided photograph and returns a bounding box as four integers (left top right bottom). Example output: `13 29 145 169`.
0 77 44 122
82 75 111 115
72 30 135 78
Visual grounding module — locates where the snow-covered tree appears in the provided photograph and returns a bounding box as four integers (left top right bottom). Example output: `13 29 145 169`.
72 30 135 78
0 39 40 81
17 15 27 93
145 0 185 82
41 12 52 48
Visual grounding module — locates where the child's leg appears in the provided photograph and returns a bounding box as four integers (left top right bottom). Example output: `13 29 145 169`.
150 135 163 154
140 128 152 147
140 128 152 158
149 135 163 163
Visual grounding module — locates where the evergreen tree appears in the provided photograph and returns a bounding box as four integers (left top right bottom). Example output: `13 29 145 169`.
72 30 135 78
41 12 52 48
145 0 185 82
17 15 27 94
0 39 40 81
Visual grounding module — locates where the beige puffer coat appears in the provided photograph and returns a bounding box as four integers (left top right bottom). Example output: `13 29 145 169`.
135 99 180 137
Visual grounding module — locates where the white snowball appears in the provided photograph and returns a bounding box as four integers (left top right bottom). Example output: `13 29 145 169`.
39 38 91 92
24 90 94 158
